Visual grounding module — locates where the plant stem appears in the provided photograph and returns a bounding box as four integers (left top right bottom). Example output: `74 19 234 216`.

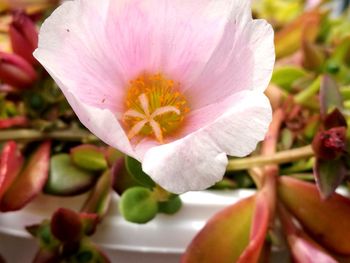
227 145 314 171
260 109 284 226
0 129 99 142
294 76 321 105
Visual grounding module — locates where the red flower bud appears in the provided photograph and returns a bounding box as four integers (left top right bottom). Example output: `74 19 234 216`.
0 51 37 88
9 11 38 65
312 127 347 160
51 208 82 243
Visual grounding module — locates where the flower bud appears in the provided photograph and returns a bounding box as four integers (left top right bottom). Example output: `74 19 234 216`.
119 187 158 224
312 127 347 160
0 51 37 88
51 208 82 243
9 11 38 65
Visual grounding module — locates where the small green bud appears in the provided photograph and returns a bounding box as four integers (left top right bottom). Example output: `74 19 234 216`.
119 187 158 224
158 196 182 215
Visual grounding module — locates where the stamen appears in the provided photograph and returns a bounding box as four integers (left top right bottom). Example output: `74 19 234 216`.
138 93 150 116
149 119 163 143
127 119 148 139
151 106 181 118
123 73 189 143
124 109 146 119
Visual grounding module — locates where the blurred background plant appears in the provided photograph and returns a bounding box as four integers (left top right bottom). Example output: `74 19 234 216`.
0 0 350 262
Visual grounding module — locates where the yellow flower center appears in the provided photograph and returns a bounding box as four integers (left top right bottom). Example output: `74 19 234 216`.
123 73 190 143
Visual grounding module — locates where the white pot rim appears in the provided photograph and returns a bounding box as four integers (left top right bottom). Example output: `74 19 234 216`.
0 189 256 253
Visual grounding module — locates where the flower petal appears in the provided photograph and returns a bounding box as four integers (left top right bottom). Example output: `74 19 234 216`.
185 19 275 109
140 0 253 88
34 0 126 112
47 71 136 158
142 91 272 193
34 0 254 113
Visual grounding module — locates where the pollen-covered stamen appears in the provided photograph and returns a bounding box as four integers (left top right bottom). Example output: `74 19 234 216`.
124 109 146 119
123 73 189 143
151 106 181 118
128 119 148 140
139 93 150 116
125 93 181 143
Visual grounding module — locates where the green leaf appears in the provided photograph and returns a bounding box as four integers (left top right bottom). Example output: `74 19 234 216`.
119 187 158 224
70 145 108 172
280 128 294 150
319 75 344 116
81 170 112 219
125 156 155 188
26 221 59 250
314 158 347 199
45 154 97 196
158 196 182 215
271 66 307 91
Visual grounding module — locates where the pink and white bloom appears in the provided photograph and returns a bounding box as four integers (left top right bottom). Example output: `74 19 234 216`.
34 0 275 194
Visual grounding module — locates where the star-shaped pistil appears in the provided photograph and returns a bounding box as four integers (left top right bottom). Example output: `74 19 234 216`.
124 93 181 143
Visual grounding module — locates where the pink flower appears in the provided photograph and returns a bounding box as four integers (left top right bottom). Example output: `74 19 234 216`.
34 0 275 193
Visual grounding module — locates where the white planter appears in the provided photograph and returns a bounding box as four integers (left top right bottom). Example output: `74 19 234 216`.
0 190 258 263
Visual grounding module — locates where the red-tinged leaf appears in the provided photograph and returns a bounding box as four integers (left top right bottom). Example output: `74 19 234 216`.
81 170 113 219
314 158 347 199
279 203 337 263
320 76 344 117
182 195 255 263
0 141 51 212
0 141 23 200
45 154 97 196
79 213 99 236
0 116 28 129
0 51 37 88
301 40 324 71
9 11 38 65
237 192 270 263
323 108 347 130
112 157 141 195
275 10 321 59
278 177 350 255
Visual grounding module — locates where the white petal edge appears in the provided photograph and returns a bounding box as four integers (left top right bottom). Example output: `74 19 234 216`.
65 90 137 159
41 66 137 159
142 90 272 194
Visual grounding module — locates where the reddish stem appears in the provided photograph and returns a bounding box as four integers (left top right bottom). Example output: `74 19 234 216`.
261 108 285 227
